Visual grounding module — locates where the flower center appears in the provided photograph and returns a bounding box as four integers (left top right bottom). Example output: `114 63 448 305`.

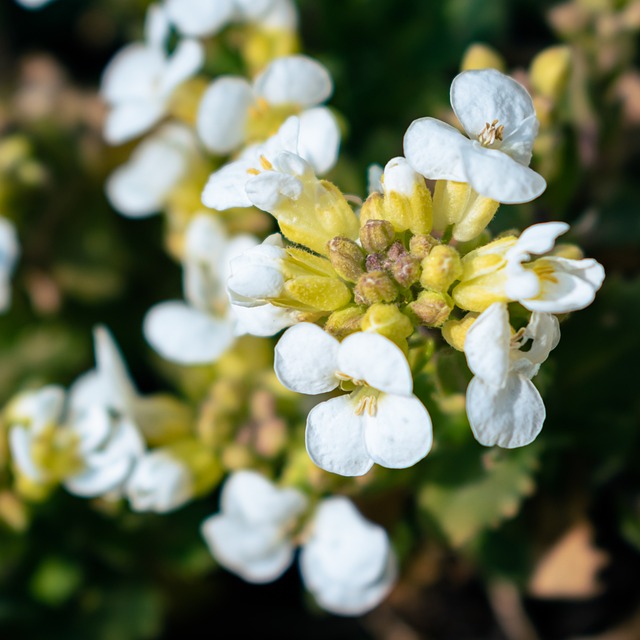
531 260 559 284
245 98 300 145
477 119 505 147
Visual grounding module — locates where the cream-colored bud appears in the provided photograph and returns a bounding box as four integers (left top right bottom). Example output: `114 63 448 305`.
359 192 386 228
361 304 413 352
409 234 439 260
530 46 572 101
461 43 507 72
327 236 365 283
360 219 395 253
441 313 478 351
407 291 453 327
420 245 463 292
325 306 365 340
354 271 398 305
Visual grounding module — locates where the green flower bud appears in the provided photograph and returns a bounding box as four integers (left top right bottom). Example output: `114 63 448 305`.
360 219 395 253
407 291 453 327
354 270 398 305
325 306 365 340
327 236 365 283
420 245 463 292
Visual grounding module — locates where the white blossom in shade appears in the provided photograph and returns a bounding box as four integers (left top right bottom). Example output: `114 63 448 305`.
404 68 546 204
105 124 198 218
300 497 397 616
0 217 19 312
100 4 204 145
126 449 193 513
201 470 308 583
14 0 55 9
464 302 561 448
165 0 295 38
197 56 339 166
144 216 295 365
274 323 433 476
503 221 605 313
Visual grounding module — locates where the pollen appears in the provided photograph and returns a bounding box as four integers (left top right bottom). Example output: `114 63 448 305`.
478 119 505 147
259 155 274 171
246 168 260 175
354 395 378 417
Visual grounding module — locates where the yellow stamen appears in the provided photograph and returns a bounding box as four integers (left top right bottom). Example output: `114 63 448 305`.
478 119 505 147
246 168 260 175
259 155 274 171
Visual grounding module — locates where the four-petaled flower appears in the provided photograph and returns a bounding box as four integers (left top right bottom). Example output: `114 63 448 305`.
274 323 433 476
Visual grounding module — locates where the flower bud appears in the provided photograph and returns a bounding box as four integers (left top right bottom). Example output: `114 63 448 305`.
390 254 421 288
552 243 584 260
420 245 463 292
360 219 395 253
361 304 413 353
327 236 365 283
285 276 352 312
409 234 439 259
359 192 386 227
407 291 453 327
461 43 507 72
325 306 365 340
365 253 385 272
530 46 572 101
354 271 398 305
441 313 478 351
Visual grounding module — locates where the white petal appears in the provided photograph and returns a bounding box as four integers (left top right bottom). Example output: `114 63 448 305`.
403 117 469 182
71 405 112 455
306 396 373 477
65 457 133 497
100 44 164 104
451 69 537 157
501 115 539 165
234 0 273 20
221 470 307 524
512 222 569 256
227 243 285 303
144 4 170 48
383 156 424 196
196 77 253 154
9 426 42 481
184 214 228 265
245 170 303 211
297 107 340 175
232 303 297 337
461 143 546 204
522 257 605 313
144 302 235 365
338 332 413 396
254 55 332 107
201 160 255 210
466 374 546 448
201 515 295 583
364 394 432 469
464 302 510 388
166 0 235 37
274 323 340 394
367 164 384 194
521 312 561 368
254 0 298 30
161 39 204 95
104 101 166 145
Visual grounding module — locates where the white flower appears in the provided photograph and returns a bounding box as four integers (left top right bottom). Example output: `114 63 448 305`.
201 470 307 583
100 4 204 145
106 124 198 218
274 323 433 476
464 302 560 448
404 68 546 204
197 55 339 170
300 497 397 616
126 449 193 513
144 216 295 365
166 0 296 38
503 221 605 313
14 0 55 9
0 217 19 312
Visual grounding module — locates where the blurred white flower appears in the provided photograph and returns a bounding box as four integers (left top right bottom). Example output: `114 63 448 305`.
0 217 19 312
404 68 546 204
300 497 397 616
201 470 308 583
100 4 204 145
274 323 433 476
126 448 193 513
106 124 198 218
464 302 560 448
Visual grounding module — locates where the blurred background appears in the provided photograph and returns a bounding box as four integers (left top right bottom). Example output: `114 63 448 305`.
0 0 639 638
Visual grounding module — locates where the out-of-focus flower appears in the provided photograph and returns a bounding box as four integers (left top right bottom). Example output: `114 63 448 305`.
201 470 307 583
197 55 338 170
274 323 432 476
100 4 204 145
463 302 560 448
300 497 397 616
106 124 199 218
404 69 546 205
453 222 605 313
14 0 55 9
0 218 19 312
